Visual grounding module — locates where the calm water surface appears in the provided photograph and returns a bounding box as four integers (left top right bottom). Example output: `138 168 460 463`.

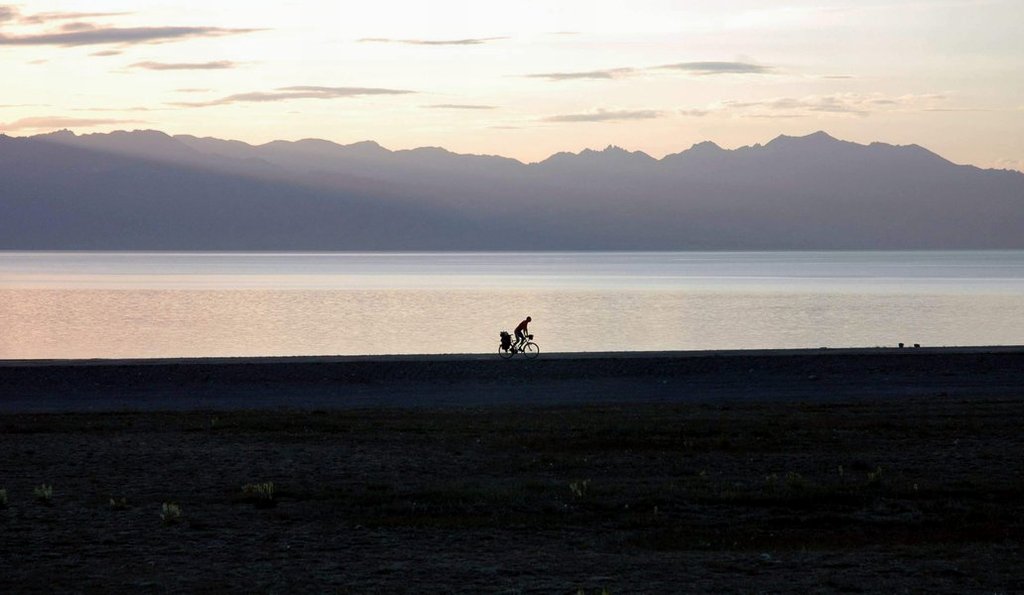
1 251 1023 359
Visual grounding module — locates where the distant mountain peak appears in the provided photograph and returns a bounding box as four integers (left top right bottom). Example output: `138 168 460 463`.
35 129 78 140
804 130 836 141
571 145 654 162
345 140 384 150
293 138 343 148
688 140 724 152
407 146 452 154
104 128 173 139
4 128 1023 250
767 130 838 146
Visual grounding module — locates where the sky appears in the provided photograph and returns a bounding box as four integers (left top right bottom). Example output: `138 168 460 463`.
1 0 1022 169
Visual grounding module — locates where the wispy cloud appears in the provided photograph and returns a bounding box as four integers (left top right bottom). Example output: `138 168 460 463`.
993 158 1024 173
525 67 636 81
744 114 807 119
175 87 210 93
525 60 778 82
18 12 132 26
72 106 163 112
724 96 866 115
923 107 991 113
717 93 948 118
424 104 498 110
130 60 239 70
657 61 774 75
542 109 663 123
358 36 506 46
173 85 414 107
1 115 144 131
90 49 121 57
0 26 261 47
0 5 130 24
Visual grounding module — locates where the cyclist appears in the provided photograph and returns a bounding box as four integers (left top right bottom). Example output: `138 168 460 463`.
513 316 532 350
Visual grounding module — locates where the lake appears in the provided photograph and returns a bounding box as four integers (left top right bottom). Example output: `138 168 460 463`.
1 251 1023 359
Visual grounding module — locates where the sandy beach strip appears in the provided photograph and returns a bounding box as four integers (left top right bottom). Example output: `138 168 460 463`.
2 346 1022 412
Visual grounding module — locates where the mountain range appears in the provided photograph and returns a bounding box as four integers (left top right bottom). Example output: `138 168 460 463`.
1 129 1022 250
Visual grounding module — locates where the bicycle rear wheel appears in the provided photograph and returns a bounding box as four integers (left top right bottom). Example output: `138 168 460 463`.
498 345 514 359
523 342 540 359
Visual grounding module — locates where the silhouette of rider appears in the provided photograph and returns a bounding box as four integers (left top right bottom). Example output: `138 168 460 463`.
513 316 531 349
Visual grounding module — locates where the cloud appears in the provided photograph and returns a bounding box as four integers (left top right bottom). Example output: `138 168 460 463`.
923 107 991 113
525 67 636 81
130 60 239 70
358 36 506 46
424 104 497 110
542 109 663 123
17 11 132 25
72 106 163 112
175 88 210 93
60 22 99 32
525 59 778 82
90 49 121 57
717 93 948 118
0 5 256 49
173 85 414 107
1 6 129 24
657 61 774 75
0 26 260 47
993 158 1024 173
822 75 855 79
744 114 807 119
678 109 710 117
1 116 144 131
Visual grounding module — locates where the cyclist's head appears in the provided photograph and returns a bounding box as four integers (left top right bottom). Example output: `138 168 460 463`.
526 316 532 322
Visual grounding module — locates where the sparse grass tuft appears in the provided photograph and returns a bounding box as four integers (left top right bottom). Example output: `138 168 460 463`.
160 502 182 525
569 479 590 500
240 481 276 508
109 497 128 511
785 471 809 490
34 484 53 505
0 487 7 509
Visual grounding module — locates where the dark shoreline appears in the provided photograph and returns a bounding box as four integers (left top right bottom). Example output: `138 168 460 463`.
2 398 1022 592
2 347 1022 591
2 346 1023 412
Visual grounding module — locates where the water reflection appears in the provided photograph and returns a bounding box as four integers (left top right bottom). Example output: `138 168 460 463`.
1 252 1023 359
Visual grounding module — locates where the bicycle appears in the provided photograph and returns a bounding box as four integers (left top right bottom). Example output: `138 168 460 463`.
498 333 540 359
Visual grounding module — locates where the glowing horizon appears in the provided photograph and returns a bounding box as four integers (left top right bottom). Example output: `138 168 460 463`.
2 0 1022 170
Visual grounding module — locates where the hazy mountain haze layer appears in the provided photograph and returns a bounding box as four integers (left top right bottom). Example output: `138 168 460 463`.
1 130 1022 250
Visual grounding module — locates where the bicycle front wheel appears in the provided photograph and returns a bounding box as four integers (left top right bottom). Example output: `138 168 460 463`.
498 345 514 359
523 342 540 359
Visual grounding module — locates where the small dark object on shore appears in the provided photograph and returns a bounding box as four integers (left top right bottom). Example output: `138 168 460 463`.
899 343 904 348
915 343 921 348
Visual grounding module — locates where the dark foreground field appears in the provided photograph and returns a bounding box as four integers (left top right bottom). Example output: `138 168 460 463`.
1 396 1022 592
